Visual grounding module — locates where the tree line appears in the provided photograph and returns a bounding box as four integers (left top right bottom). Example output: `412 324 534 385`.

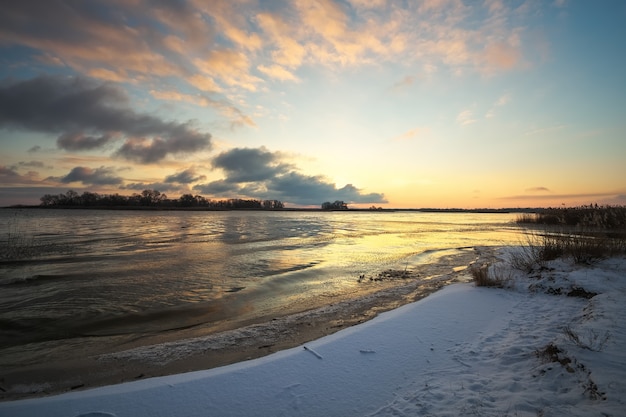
39 189 285 210
321 200 349 210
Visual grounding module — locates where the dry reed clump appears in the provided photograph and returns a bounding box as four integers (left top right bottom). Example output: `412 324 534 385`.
516 205 626 229
515 205 626 267
510 227 626 272
470 264 511 288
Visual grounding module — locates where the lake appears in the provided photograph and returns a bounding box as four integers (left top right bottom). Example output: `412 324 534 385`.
0 209 524 369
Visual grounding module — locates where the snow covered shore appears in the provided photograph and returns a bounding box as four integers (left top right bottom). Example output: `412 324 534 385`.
1 248 625 417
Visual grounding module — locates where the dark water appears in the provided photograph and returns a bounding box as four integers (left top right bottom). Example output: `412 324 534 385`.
0 209 523 366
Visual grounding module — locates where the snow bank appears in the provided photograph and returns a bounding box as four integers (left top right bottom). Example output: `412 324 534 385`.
1 250 625 417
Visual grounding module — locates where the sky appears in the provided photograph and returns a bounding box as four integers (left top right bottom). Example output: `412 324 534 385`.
1 0 625 208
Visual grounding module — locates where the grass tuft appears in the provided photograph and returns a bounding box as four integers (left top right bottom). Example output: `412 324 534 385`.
563 326 610 352
471 264 511 288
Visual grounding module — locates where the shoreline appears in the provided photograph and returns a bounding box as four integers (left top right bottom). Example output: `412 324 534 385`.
0 249 486 402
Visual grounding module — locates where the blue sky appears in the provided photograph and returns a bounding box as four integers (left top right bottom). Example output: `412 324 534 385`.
1 0 625 208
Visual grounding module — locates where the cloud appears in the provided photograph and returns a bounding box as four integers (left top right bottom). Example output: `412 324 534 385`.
0 76 212 163
0 0 536 118
0 165 41 185
495 93 510 107
193 50 262 92
57 131 118 151
0 166 22 181
194 179 235 196
121 182 184 194
149 89 255 129
392 75 415 90
525 187 551 193
58 166 123 185
212 147 291 183
194 147 387 206
257 64 299 82
482 42 522 72
349 0 387 9
267 173 387 206
0 2 259 126
392 127 430 141
486 93 511 118
456 109 476 126
500 191 624 202
164 168 207 184
117 167 206 194
18 160 46 168
523 125 566 136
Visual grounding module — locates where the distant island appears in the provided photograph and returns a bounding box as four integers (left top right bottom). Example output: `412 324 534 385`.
34 189 285 210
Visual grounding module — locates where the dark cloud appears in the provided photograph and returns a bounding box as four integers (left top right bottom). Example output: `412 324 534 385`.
27 145 42 153
59 166 123 185
0 76 212 163
121 182 182 193
211 147 290 182
0 165 40 184
115 125 211 164
0 166 21 180
164 168 207 184
57 131 117 151
195 147 387 206
118 168 205 193
267 173 387 206
194 179 237 196
18 161 46 168
525 187 551 193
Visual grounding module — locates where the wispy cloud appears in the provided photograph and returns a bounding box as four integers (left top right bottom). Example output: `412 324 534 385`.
500 191 625 202
456 109 476 126
257 64 300 82
525 187 551 193
486 93 511 118
392 127 430 141
523 125 566 136
149 89 255 129
392 75 416 91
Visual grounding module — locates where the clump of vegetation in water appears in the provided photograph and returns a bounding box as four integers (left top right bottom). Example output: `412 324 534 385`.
511 205 626 270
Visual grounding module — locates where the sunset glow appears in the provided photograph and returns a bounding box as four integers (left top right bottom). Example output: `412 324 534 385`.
1 0 625 208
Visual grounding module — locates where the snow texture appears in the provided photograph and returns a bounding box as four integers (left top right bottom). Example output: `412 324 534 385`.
1 249 625 417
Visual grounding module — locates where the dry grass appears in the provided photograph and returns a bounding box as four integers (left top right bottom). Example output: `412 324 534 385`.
516 205 626 229
471 264 511 288
563 326 610 352
510 228 626 272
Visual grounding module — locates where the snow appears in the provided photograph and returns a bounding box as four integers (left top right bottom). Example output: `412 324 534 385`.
1 249 625 417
